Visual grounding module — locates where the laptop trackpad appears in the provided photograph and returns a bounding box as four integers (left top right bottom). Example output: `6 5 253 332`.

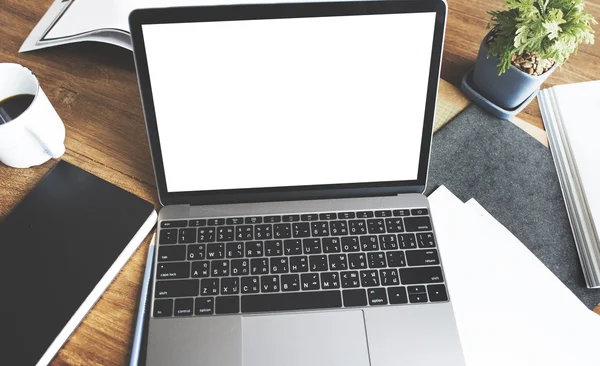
242 310 370 366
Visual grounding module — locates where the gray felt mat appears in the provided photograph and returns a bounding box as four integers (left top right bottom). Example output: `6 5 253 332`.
425 105 600 310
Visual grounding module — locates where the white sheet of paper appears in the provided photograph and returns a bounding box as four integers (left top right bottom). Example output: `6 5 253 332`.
429 186 600 366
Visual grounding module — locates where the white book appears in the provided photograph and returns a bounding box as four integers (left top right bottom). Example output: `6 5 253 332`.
20 0 312 53
538 80 600 288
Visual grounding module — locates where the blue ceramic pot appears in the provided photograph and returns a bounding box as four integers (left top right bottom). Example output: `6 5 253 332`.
472 32 556 110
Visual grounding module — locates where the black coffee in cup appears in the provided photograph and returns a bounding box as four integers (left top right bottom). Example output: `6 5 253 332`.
0 94 35 124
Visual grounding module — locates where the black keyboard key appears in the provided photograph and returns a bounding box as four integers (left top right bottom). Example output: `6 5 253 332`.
158 245 186 262
290 256 308 273
309 255 328 271
187 244 206 260
292 222 310 237
386 251 406 267
274 223 292 239
417 233 436 248
380 269 400 286
159 229 177 244
342 289 367 307
189 219 207 227
197 227 215 242
385 218 404 233
360 270 380 287
281 274 300 292
250 258 269 275
206 243 224 259
284 239 302 255
368 288 388 306
367 219 386 234
254 224 272 240
319 213 337 220
245 241 264 257
341 271 360 288
300 273 320 290
392 209 410 217
407 285 427 295
191 261 210 278
302 238 322 254
242 291 342 313
357 211 374 218
208 218 225 226
264 215 282 223
399 266 444 284
398 234 417 249
367 252 387 268
156 279 199 298
261 275 280 292
409 293 428 303
282 214 300 222
320 272 340 289
341 236 360 252
195 297 214 315
300 213 319 221
406 249 440 266
153 299 173 317
328 254 347 271
348 253 367 269
245 216 262 224
226 242 244 258
427 284 448 302
349 220 367 235
157 262 190 279
404 216 432 232
338 212 356 219
311 221 330 237
411 208 429 216
236 225 253 240
375 210 392 218
174 298 194 316
387 286 408 304
226 217 244 225
161 220 187 228
265 240 283 256
221 277 239 294
322 237 341 253
200 278 219 296
379 235 398 250
241 276 260 293
329 221 348 236
360 236 379 251
211 260 229 277
217 226 235 242
216 296 240 314
231 259 249 276
270 257 289 274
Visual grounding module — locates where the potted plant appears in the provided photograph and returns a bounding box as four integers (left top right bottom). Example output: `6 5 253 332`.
471 0 596 111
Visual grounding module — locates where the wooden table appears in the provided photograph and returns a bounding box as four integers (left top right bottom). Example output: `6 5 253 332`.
1 0 599 364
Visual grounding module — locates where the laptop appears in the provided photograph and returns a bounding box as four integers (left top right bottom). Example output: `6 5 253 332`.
129 1 465 365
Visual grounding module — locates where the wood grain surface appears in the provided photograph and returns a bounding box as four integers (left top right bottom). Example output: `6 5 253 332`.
0 0 599 364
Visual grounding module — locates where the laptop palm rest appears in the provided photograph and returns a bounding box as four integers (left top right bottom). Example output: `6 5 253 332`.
242 310 370 366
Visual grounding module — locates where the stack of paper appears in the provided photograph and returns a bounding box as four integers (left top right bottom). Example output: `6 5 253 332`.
539 81 600 288
430 186 600 366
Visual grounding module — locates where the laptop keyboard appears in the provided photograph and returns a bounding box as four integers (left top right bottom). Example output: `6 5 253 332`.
153 209 448 317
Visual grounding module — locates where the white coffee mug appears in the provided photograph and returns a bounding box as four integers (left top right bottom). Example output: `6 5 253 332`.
0 63 65 168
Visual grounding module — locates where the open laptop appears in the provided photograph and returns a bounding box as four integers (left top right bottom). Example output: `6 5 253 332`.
129 1 465 365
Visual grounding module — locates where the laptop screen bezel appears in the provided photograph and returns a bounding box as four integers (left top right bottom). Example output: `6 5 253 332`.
129 0 447 206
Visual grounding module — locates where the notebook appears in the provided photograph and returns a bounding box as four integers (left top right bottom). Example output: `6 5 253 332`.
0 160 157 366
539 81 600 288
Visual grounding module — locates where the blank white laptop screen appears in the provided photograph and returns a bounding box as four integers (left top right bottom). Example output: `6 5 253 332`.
142 12 437 193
